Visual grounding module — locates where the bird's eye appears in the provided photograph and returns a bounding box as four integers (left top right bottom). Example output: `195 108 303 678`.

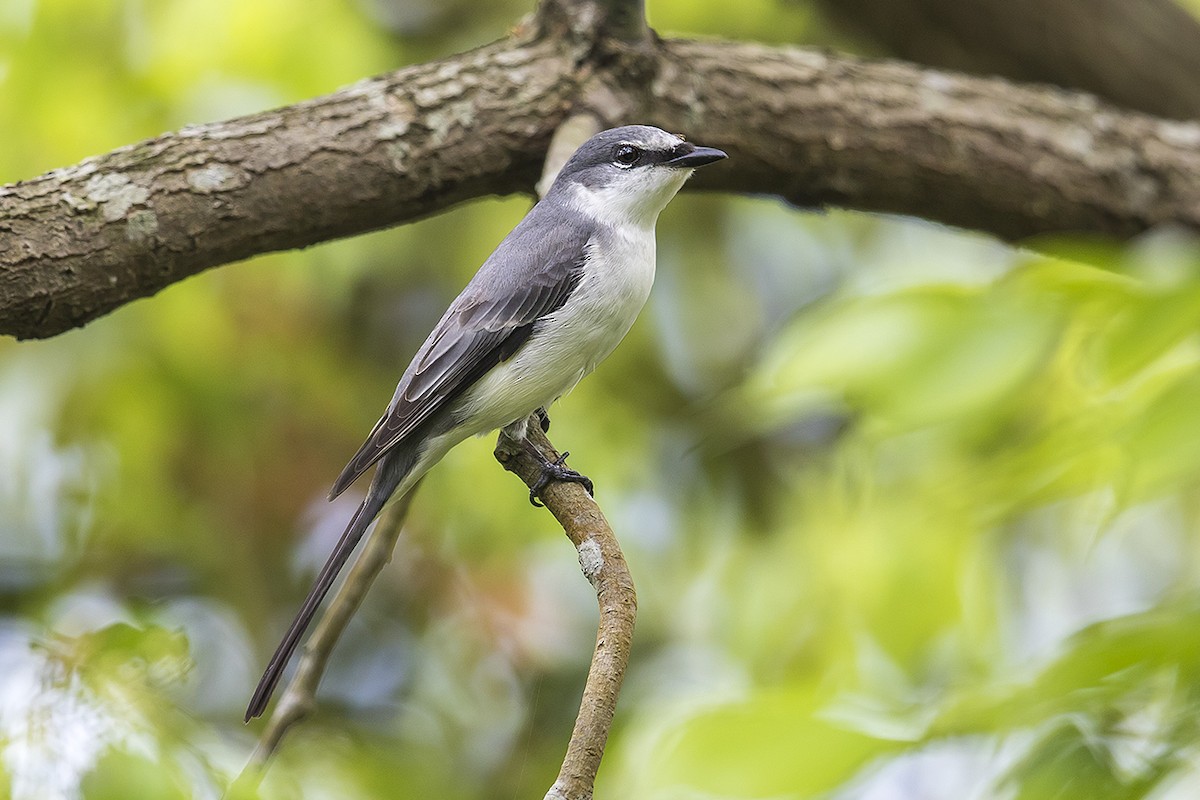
613 145 641 167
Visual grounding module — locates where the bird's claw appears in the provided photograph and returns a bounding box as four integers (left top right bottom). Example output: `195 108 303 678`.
528 450 594 507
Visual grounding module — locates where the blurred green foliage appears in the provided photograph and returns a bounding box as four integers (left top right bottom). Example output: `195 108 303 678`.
4 1 1200 799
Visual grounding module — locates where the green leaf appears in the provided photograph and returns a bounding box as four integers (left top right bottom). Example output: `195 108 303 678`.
648 686 899 798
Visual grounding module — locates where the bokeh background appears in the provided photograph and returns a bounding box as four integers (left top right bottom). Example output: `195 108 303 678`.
5 1 1200 798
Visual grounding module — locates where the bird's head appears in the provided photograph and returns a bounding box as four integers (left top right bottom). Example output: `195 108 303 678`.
550 125 727 229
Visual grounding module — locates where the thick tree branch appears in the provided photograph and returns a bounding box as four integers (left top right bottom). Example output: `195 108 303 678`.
812 0 1200 121
647 39 1200 240
0 35 578 340
494 420 636 800
5 12 1200 340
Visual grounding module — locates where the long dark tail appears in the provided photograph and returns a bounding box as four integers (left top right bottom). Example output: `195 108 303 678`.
245 472 400 721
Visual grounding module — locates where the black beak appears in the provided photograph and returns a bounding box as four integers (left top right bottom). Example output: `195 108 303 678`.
664 144 728 168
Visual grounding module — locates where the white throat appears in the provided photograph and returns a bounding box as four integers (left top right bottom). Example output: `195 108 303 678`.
567 169 693 230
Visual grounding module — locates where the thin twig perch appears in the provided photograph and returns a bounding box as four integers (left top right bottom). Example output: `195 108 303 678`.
494 419 638 800
510 111 639 800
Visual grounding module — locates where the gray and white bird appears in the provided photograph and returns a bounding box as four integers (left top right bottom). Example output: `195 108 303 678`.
245 125 726 720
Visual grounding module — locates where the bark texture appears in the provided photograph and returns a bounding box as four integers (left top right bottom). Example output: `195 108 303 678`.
0 36 576 339
652 39 1200 239
5 5 1200 339
813 0 1200 120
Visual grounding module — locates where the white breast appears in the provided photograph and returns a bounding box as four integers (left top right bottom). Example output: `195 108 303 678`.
456 225 657 434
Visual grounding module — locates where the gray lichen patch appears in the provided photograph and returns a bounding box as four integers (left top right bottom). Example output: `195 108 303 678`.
376 118 412 141
48 159 100 184
60 191 96 213
1158 120 1200 149
917 70 959 112
187 163 242 193
577 537 603 583
83 172 150 222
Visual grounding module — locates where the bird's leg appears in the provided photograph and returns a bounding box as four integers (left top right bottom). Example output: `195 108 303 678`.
535 407 551 432
523 442 594 507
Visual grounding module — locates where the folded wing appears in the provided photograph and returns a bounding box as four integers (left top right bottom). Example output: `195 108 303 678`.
328 225 587 499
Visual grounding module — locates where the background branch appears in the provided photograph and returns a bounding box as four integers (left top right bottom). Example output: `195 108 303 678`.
4 12 1200 339
494 420 637 800
811 0 1200 120
647 39 1200 240
236 488 418 788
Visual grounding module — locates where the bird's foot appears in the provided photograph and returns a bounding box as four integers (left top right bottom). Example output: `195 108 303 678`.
528 450 594 507
534 407 551 433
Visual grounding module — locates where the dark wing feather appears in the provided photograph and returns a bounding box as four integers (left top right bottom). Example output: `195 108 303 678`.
328 217 587 499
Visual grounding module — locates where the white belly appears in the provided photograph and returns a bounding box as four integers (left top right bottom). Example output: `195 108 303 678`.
455 229 656 434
